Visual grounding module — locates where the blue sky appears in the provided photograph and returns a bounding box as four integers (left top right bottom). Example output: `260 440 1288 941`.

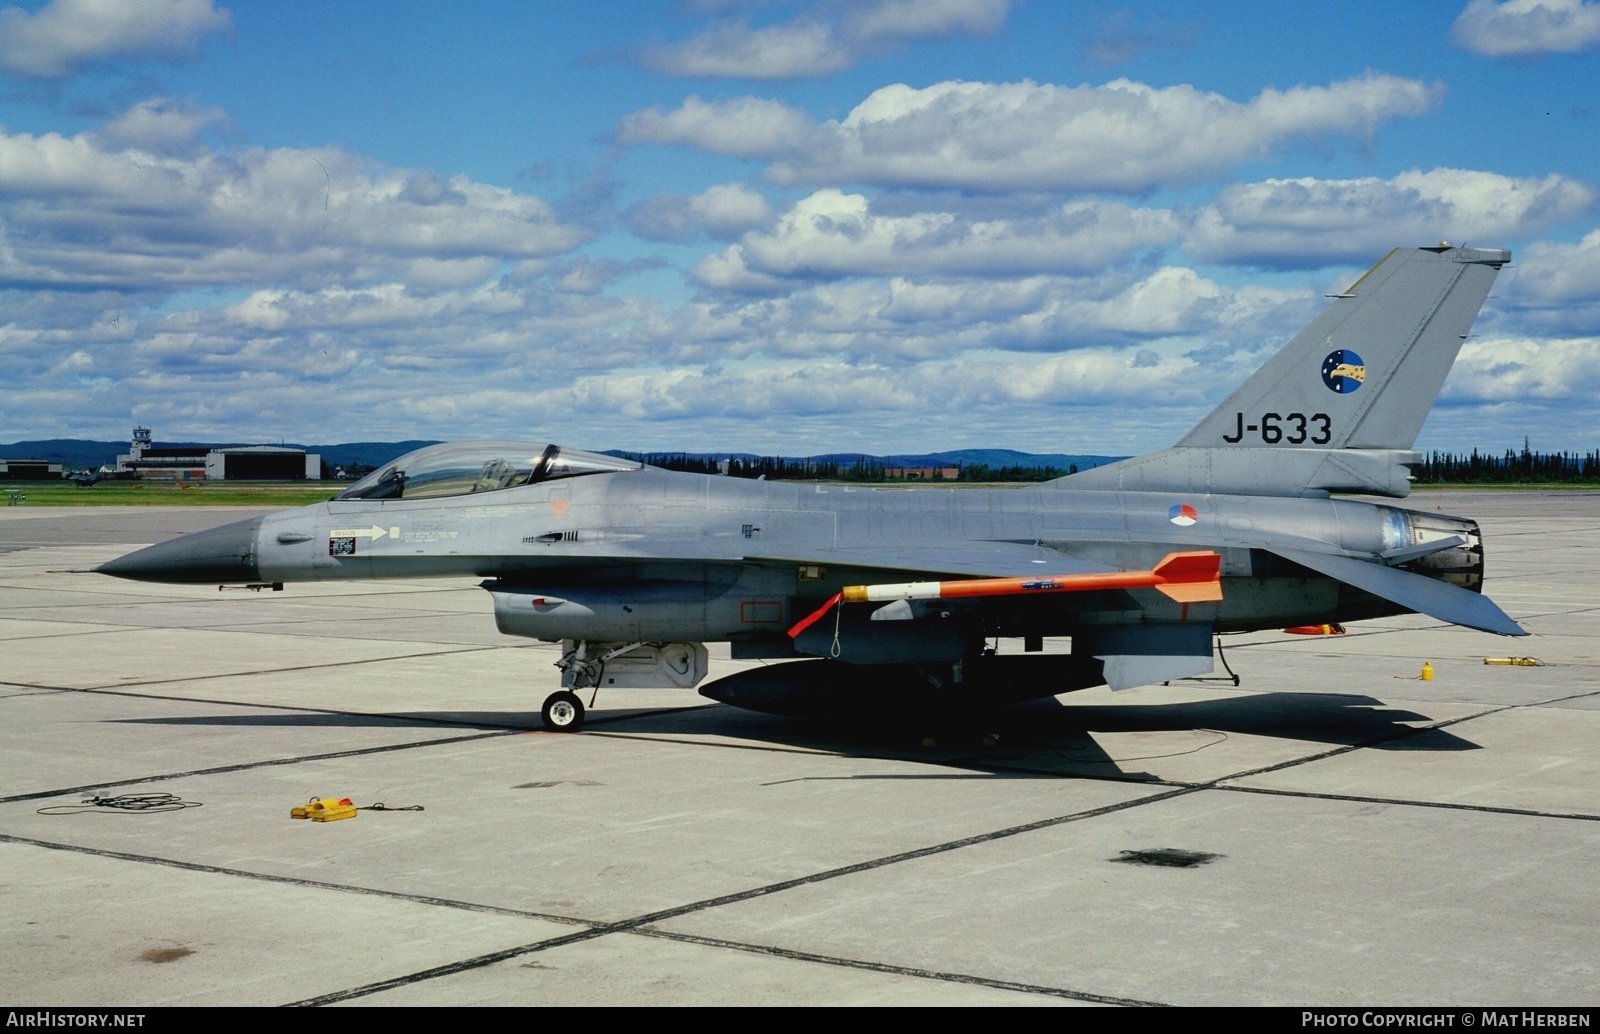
4 0 1600 456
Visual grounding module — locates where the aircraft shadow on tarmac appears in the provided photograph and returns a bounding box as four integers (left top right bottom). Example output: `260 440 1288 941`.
111 689 1478 781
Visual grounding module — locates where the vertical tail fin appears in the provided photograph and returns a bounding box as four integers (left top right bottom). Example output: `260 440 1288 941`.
1069 246 1509 498
1180 246 1508 451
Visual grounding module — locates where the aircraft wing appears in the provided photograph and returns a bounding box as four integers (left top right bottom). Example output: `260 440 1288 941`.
1273 547 1526 637
745 542 1118 579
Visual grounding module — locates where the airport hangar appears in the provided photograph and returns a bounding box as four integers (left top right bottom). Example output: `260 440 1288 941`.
115 426 322 481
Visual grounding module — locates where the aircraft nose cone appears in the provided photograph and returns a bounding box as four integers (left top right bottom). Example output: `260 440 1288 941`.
97 515 265 584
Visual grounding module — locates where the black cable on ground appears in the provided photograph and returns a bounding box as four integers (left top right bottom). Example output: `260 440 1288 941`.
37 793 201 815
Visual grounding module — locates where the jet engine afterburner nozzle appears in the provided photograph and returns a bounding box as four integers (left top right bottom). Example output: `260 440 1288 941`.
1400 511 1485 592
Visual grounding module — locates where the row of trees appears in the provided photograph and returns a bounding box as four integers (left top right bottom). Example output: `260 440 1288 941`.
622 453 1080 482
1413 445 1600 484
620 453 832 479
626 444 1600 485
951 462 1078 482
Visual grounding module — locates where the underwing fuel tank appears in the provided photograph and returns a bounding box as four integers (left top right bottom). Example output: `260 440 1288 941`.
698 654 1110 718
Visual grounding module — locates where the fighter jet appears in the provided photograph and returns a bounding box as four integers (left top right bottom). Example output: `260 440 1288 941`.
99 245 1525 731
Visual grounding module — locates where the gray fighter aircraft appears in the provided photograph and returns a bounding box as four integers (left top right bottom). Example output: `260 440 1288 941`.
99 245 1525 731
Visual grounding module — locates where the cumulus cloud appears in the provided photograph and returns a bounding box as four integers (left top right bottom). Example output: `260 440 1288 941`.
1474 230 1600 335
403 257 504 292
0 243 1329 451
551 256 668 294
675 261 1307 357
498 340 1264 453
1507 229 1600 303
94 97 229 153
511 350 1211 441
689 189 1181 289
1446 340 1600 404
641 0 1007 79
1186 168 1596 267
643 19 849 79
840 0 1008 46
616 95 817 158
992 267 1311 348
72 277 671 441
1451 0 1600 57
5 98 1548 454
85 348 1202 454
0 118 589 292
0 0 231 78
619 74 1443 192
623 181 774 242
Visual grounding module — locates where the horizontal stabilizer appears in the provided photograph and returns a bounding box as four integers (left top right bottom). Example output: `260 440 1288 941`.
1273 547 1525 637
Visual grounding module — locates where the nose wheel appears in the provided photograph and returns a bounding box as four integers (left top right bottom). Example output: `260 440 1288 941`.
540 690 585 732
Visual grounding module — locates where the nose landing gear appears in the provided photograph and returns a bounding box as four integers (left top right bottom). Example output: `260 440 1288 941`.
540 690 585 731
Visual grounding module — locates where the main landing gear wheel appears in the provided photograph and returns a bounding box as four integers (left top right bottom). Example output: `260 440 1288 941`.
541 691 585 732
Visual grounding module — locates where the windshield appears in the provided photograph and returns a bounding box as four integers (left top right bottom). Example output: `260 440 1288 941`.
335 441 641 501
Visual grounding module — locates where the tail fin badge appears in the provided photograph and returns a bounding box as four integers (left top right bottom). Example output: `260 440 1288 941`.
1321 349 1366 393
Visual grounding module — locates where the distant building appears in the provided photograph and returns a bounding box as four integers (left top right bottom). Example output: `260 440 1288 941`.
115 427 320 481
0 459 63 480
884 467 960 480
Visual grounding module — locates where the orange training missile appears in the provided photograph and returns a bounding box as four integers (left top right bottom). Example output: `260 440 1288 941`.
788 551 1222 639
840 551 1223 606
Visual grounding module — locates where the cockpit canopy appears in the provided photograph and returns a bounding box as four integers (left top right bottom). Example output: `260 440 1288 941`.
334 441 641 501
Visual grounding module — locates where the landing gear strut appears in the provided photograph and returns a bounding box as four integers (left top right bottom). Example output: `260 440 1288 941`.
540 690 585 731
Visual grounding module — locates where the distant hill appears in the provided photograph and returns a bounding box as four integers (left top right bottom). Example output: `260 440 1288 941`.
0 439 127 469
612 448 1122 471
312 441 442 469
814 449 1122 471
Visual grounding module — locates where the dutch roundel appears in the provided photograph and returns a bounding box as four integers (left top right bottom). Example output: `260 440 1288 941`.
1168 503 1198 526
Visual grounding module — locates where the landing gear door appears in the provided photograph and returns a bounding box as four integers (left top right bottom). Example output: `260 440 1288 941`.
558 641 709 689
